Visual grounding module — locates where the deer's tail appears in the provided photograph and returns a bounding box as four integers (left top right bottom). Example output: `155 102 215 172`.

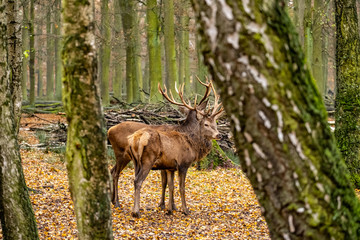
127 130 151 168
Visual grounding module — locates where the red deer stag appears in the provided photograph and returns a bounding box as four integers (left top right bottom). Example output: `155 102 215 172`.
127 83 223 217
108 79 212 209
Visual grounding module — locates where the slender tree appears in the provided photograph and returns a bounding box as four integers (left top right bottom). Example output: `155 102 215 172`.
178 0 191 94
99 0 111 106
29 0 35 105
46 4 54 99
62 0 113 238
112 0 124 100
335 0 360 187
312 0 325 96
192 0 360 239
35 2 43 97
21 0 29 101
304 0 313 68
54 0 62 101
163 0 178 93
147 0 163 102
0 0 39 238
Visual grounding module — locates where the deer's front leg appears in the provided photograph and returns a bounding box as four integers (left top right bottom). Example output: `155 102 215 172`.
178 169 189 215
159 170 167 210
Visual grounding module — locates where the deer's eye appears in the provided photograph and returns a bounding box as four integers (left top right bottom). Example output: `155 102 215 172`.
204 123 209 127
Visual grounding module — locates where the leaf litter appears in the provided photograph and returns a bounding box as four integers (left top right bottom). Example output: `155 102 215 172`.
0 114 270 239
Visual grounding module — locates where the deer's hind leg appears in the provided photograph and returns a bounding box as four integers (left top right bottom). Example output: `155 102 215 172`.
132 161 152 218
111 151 131 208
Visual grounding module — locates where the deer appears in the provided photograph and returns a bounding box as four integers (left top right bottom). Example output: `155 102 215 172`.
126 83 223 217
108 79 214 211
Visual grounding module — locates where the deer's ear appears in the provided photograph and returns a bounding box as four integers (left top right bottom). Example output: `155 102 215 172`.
197 99 209 111
178 106 190 116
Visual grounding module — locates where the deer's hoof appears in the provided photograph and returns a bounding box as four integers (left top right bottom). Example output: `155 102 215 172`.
159 203 165 210
113 202 120 208
182 209 190 215
132 212 141 218
166 210 173 215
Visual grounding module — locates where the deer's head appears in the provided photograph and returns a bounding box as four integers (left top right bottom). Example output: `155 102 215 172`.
158 77 223 141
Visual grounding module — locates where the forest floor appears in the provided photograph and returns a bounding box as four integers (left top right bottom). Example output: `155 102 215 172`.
0 113 270 239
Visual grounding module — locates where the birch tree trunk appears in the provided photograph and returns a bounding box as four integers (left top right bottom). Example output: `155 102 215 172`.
62 0 113 238
191 0 360 239
335 0 360 188
0 1 39 238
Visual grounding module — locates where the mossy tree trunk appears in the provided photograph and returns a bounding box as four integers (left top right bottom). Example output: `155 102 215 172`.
46 5 54 100
192 0 360 239
99 0 111 106
293 0 305 46
112 0 124 100
312 0 325 96
147 0 163 102
0 1 39 238
119 0 143 103
29 0 35 106
21 0 29 101
304 0 313 69
163 0 178 94
54 0 62 101
62 0 113 238
335 0 360 188
178 0 190 94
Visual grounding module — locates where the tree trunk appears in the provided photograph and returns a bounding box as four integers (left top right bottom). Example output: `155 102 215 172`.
112 0 124 100
46 5 54 100
29 0 35 106
312 0 325 96
304 0 313 69
163 0 178 94
132 6 143 102
147 0 163 102
335 0 360 188
54 0 62 101
119 0 138 103
36 3 43 97
0 1 39 238
62 0 113 238
195 34 207 95
99 0 111 106
191 0 360 239
178 0 190 94
21 0 29 101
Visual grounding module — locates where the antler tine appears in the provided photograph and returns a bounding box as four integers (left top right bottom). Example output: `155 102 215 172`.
178 83 196 110
158 83 184 107
210 82 224 117
195 76 212 105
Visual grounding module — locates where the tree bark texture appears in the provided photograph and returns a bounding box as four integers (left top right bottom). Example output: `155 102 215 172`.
61 0 113 239
191 0 360 239
335 0 360 187
147 0 163 102
0 1 39 238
